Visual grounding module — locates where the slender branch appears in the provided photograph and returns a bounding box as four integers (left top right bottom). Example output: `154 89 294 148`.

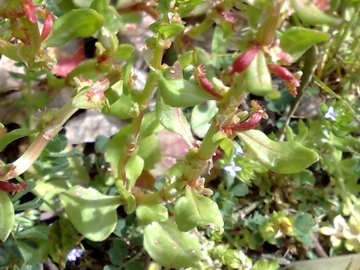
0 101 78 181
116 68 160 190
310 234 328 258
278 46 318 141
117 73 156 188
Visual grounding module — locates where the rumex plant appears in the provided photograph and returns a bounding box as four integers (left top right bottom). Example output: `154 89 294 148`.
0 0 358 269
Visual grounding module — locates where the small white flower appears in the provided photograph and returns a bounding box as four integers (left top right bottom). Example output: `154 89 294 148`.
223 161 242 177
324 106 337 121
234 145 244 156
67 248 84 262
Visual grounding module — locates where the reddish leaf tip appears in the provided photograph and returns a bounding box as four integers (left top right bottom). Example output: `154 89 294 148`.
232 46 260 73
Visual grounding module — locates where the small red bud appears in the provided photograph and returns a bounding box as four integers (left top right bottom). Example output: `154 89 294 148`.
0 181 27 193
195 65 223 99
268 64 300 97
222 101 266 135
41 12 54 41
232 46 259 73
314 0 330 11
232 112 263 132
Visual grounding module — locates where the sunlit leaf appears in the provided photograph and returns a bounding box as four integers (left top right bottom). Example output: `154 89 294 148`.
158 73 215 107
156 96 194 146
238 130 319 174
125 154 144 190
158 23 185 38
43 8 103 47
59 186 121 241
136 203 168 224
174 186 224 233
280 27 330 61
0 191 15 242
191 101 218 138
291 0 341 25
243 51 274 96
143 221 202 268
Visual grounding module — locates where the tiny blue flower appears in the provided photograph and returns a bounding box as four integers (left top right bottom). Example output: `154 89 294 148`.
324 106 337 121
67 247 84 262
223 161 242 177
235 145 244 156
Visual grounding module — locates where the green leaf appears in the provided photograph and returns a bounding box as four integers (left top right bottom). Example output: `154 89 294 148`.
105 125 131 178
0 191 14 242
109 239 129 265
280 27 330 62
59 186 121 241
73 0 93 7
99 27 118 51
158 74 215 107
291 0 341 25
156 96 194 146
114 44 135 61
0 39 22 62
15 225 50 265
158 23 185 38
176 0 203 17
293 213 315 246
67 59 100 79
252 259 279 270
231 183 249 197
174 186 224 233
284 254 360 270
104 80 137 119
136 203 168 224
43 8 104 47
138 134 161 170
125 154 144 190
105 94 137 119
177 50 193 68
49 217 80 266
191 101 218 138
139 111 163 139
91 1 122 33
237 130 319 174
244 51 273 96
143 221 203 268
0 128 34 152
116 181 136 214
14 18 41 62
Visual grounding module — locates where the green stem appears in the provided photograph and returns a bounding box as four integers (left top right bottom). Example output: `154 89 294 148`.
186 12 216 38
116 58 161 190
278 46 318 141
151 45 164 70
0 102 78 181
255 0 287 46
182 123 219 182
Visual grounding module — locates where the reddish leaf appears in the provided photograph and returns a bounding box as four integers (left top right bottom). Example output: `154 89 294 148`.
41 12 54 41
232 46 259 73
0 181 27 193
195 65 223 99
52 47 86 77
268 64 300 96
23 0 37 23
